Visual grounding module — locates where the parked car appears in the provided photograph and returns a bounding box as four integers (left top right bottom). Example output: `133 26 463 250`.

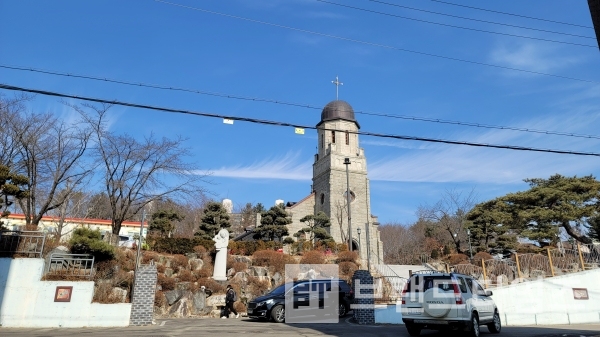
400 271 501 337
247 279 353 323
118 236 137 249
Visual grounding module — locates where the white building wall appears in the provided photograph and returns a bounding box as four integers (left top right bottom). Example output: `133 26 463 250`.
491 268 600 326
0 258 131 327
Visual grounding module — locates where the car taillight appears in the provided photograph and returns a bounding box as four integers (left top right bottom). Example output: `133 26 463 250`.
349 288 354 299
452 283 463 305
401 281 410 305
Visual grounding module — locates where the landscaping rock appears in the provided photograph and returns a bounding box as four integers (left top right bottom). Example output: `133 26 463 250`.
250 266 268 277
234 256 252 264
165 289 183 306
271 272 283 287
192 291 209 315
168 296 191 317
233 272 248 283
111 287 127 302
176 282 191 291
186 253 198 259
206 294 226 307
189 258 204 271
164 268 174 277
227 268 236 277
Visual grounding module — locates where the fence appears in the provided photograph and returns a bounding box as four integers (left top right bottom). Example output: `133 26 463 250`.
0 230 46 258
45 253 95 279
449 243 600 288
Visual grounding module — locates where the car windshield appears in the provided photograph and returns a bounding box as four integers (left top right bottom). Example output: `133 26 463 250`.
268 284 287 295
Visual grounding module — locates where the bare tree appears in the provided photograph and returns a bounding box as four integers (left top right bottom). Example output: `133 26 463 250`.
3 99 94 227
333 199 348 244
418 189 477 255
78 104 207 236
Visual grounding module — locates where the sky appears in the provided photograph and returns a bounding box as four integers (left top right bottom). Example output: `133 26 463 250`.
1 0 600 225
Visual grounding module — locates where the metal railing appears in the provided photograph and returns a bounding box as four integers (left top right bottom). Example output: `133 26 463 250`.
370 250 408 302
46 253 95 279
0 230 46 258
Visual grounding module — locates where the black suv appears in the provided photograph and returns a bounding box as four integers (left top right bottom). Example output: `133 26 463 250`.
247 279 353 323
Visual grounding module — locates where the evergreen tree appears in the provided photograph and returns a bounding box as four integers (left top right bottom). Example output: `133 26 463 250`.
195 202 231 240
149 209 184 238
0 165 28 229
253 204 290 241
466 199 518 252
296 211 333 242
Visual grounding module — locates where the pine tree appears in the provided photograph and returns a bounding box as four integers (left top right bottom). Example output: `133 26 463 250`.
253 204 290 241
466 199 518 252
149 209 184 238
195 202 231 240
0 165 28 229
296 211 333 242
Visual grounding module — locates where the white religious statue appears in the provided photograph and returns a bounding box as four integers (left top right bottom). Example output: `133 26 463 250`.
212 227 229 281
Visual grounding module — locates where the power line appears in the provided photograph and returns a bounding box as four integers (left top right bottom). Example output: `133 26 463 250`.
154 0 599 84
1 82 600 158
4 64 600 141
430 0 593 29
368 0 595 39
317 0 596 48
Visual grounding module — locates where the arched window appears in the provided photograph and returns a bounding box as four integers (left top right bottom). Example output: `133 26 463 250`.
345 131 349 145
331 130 336 144
320 193 325 205
321 134 324 149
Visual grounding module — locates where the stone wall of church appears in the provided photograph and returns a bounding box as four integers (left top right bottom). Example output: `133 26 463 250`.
286 193 315 239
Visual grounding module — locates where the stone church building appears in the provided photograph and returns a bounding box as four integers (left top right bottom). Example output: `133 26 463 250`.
284 100 384 263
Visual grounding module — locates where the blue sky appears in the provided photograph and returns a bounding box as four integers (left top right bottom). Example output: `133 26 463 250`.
1 0 600 225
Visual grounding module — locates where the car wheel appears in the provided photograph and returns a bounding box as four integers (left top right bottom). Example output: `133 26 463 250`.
406 323 421 336
467 313 480 337
270 305 285 323
487 311 501 333
338 302 348 317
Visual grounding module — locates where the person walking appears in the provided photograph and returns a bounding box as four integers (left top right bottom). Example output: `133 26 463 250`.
222 284 239 319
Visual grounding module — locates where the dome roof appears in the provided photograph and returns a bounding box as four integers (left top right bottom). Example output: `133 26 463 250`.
318 100 360 128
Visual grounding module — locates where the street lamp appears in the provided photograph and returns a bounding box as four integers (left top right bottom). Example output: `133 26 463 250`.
343 158 352 251
357 227 361 257
467 229 473 260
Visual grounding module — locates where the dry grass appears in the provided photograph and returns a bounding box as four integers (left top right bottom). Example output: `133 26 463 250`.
234 301 246 313
93 282 123 304
155 290 167 307
178 269 195 282
252 250 296 274
197 277 226 294
142 251 159 264
156 263 166 274
447 253 470 265
336 251 359 264
194 245 208 257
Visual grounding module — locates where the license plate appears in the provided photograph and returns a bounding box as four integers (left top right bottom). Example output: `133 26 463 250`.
408 308 421 315
414 320 449 325
247 309 253 315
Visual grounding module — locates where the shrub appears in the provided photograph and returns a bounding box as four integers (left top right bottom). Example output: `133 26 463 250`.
234 301 247 313
70 227 115 262
338 261 359 283
171 254 189 271
283 237 295 245
178 269 195 282
247 275 270 296
231 261 247 273
93 259 118 281
195 263 213 279
252 250 295 274
447 253 469 265
151 237 214 254
431 249 440 260
197 277 226 294
193 245 208 257
157 274 176 291
155 290 166 307
142 251 159 264
92 282 122 303
336 251 359 264
300 250 325 265
115 248 136 272
473 252 493 266
156 264 166 274
337 243 348 252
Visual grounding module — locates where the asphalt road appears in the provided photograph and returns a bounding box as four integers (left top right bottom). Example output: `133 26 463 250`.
1 318 599 337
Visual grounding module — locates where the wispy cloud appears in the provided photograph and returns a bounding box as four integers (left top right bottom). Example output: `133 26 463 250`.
489 42 581 74
201 151 312 180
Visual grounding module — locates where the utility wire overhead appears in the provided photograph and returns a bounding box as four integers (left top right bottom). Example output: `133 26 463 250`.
154 0 599 84
368 0 595 39
3 63 600 141
317 0 596 48
1 83 600 158
430 0 593 29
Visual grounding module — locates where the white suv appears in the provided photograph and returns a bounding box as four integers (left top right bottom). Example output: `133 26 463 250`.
400 271 501 337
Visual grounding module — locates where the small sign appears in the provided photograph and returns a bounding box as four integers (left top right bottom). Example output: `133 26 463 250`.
223 118 234 124
54 286 73 302
294 128 305 135
573 288 589 300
